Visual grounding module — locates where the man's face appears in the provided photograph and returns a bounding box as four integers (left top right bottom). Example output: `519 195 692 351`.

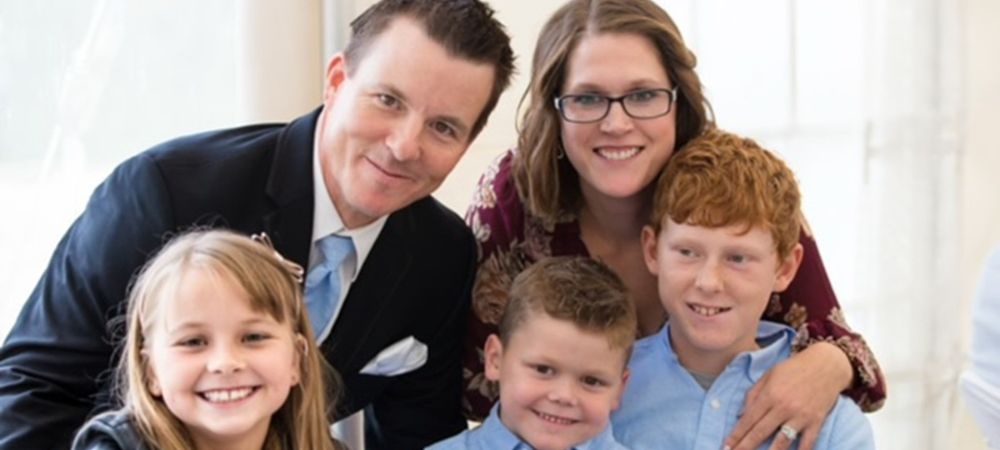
485 314 629 450
316 17 495 228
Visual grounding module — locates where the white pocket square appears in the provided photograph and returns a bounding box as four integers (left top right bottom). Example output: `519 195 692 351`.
360 336 428 376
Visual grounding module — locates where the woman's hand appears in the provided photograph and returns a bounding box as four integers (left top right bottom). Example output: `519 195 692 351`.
723 341 853 450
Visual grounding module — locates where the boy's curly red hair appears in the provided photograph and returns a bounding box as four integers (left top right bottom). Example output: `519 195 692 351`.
651 129 802 260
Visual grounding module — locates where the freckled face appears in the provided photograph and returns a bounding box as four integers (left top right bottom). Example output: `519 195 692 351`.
641 220 801 370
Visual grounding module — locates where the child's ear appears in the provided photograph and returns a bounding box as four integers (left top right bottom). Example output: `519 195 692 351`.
641 225 660 276
774 243 804 292
142 350 162 397
291 333 308 385
611 368 630 411
484 334 504 382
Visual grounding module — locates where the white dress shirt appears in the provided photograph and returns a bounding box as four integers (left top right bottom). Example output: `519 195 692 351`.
310 143 387 344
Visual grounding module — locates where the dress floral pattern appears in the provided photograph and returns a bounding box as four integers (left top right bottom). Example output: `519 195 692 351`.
461 150 887 420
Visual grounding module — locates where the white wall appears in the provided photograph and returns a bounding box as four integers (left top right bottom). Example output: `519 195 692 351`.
952 0 1000 447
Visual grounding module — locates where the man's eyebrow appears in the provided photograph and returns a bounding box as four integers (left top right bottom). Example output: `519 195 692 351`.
379 84 408 102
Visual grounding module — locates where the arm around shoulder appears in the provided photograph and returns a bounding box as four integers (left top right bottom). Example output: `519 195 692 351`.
779 228 886 411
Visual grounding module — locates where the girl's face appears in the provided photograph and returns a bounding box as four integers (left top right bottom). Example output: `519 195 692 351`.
559 32 677 206
144 268 303 450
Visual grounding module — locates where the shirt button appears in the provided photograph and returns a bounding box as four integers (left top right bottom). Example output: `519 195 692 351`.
710 399 721 410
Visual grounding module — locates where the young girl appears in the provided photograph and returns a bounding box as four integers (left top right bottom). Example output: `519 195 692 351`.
72 230 340 450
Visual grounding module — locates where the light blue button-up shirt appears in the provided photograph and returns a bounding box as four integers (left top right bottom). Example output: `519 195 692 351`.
611 321 874 450
428 404 630 450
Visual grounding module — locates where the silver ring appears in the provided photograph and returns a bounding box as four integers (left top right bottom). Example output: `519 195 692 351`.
780 424 798 440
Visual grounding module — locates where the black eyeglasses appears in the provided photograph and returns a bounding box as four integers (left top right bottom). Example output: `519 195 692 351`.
553 87 678 123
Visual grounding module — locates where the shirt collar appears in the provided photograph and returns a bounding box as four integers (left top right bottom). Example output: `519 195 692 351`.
479 404 528 450
310 140 386 277
743 321 795 382
480 404 621 450
659 320 796 384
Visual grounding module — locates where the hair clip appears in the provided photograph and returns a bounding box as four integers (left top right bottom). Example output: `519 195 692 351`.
251 232 305 284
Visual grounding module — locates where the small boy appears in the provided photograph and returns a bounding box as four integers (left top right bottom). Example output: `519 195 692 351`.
429 257 637 450
611 129 874 449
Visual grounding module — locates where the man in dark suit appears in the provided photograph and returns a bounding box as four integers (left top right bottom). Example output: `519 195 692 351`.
0 1 514 449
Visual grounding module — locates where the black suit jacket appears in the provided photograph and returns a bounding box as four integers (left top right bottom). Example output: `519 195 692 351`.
0 109 473 449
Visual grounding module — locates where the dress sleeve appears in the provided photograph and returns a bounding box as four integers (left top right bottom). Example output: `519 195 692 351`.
763 227 887 412
460 151 533 421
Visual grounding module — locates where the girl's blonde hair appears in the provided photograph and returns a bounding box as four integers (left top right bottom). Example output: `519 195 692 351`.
118 229 338 450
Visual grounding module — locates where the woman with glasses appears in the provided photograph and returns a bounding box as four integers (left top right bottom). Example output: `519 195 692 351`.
462 0 886 448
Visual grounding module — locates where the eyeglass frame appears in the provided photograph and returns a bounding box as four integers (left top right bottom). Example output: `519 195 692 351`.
553 87 679 124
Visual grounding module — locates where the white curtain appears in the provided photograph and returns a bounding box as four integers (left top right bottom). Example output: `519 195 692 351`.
0 0 240 337
856 0 963 447
0 0 323 336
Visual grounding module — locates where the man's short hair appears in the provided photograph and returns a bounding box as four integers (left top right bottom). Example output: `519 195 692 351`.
344 0 515 138
498 257 637 355
650 129 802 260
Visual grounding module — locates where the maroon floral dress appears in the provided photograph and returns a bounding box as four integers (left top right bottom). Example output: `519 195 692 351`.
461 150 886 420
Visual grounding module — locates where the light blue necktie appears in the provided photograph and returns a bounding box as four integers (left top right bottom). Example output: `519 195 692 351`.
304 234 354 342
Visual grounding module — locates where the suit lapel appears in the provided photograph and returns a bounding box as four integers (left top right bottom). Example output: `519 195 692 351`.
260 108 322 269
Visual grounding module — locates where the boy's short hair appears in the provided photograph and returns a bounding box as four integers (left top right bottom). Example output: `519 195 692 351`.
344 0 515 138
498 257 637 355
650 129 802 260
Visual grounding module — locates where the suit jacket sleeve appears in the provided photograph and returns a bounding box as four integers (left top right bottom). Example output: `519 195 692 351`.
364 222 475 450
0 154 174 450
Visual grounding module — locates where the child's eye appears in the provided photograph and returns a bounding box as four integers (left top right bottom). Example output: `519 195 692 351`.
581 375 606 387
532 364 555 376
677 248 697 258
175 337 206 348
727 254 747 264
243 332 271 343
